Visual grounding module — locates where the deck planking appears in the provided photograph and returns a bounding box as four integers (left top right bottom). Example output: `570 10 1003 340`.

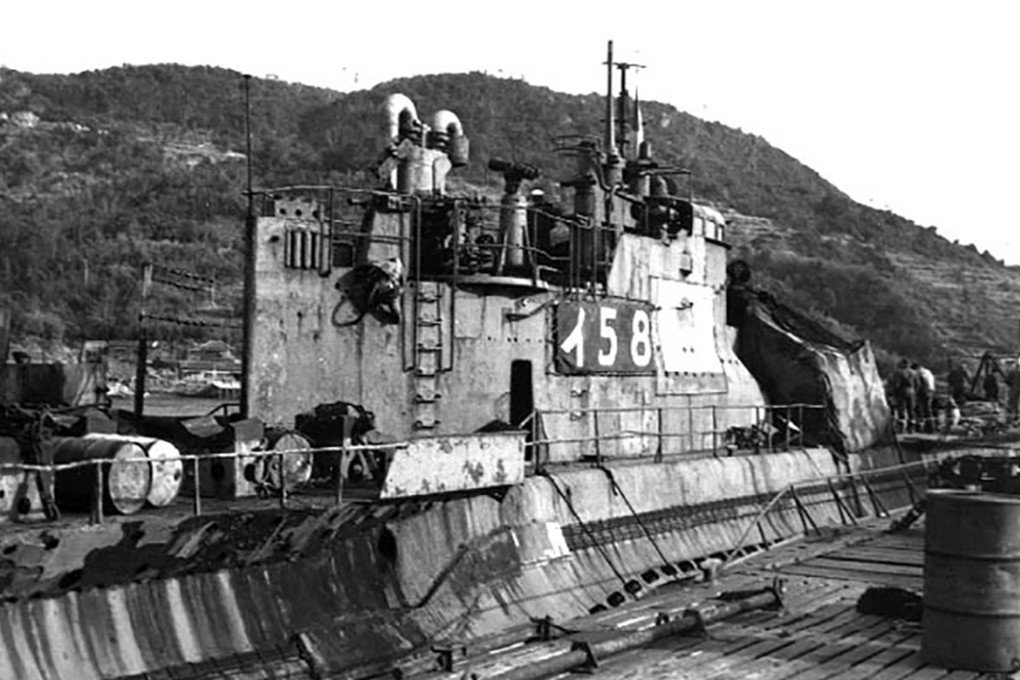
418 523 1020 680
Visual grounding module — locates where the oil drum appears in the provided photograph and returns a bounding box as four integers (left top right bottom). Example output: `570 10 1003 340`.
923 489 1020 672
52 437 151 515
264 431 313 489
0 437 21 515
85 434 183 507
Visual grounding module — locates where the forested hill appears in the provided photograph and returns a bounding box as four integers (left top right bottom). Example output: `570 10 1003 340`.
1 64 1016 369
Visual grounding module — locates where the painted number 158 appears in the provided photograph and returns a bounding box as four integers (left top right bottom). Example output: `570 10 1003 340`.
560 306 652 369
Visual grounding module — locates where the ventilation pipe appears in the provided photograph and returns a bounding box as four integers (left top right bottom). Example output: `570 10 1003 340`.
489 158 540 272
383 93 421 143
383 94 426 193
430 110 470 167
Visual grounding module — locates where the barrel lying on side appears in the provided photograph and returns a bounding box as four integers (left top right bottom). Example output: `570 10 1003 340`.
51 438 151 515
923 489 1020 673
262 431 313 490
84 434 183 507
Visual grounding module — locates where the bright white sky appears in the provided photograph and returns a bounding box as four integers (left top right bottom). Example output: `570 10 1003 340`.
4 1 1019 263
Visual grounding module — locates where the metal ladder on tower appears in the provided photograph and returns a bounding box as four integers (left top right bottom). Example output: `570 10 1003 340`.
412 280 443 431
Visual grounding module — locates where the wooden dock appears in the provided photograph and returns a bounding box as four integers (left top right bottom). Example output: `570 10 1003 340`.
413 523 1016 680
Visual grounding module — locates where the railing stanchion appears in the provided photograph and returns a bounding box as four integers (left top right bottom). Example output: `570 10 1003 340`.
711 406 718 455
785 405 792 450
336 442 346 505
754 405 760 453
278 451 287 510
193 455 202 517
688 405 695 453
656 407 664 463
92 460 104 525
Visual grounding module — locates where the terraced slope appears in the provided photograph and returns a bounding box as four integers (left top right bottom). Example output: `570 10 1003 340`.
726 212 1020 361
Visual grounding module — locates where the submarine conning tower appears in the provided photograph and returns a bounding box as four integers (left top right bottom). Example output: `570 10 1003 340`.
245 42 768 468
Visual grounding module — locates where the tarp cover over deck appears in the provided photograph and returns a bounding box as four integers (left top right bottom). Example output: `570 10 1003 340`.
732 288 891 453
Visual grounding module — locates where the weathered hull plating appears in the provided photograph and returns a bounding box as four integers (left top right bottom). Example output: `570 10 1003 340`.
0 444 927 679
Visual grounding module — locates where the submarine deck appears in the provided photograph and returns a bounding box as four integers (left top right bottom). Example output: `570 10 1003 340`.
406 521 1016 680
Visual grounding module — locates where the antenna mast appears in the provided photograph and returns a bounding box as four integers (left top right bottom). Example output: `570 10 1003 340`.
615 61 644 158
604 41 616 158
241 74 255 418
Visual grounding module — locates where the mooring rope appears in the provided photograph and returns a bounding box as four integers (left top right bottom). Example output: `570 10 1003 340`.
540 471 632 594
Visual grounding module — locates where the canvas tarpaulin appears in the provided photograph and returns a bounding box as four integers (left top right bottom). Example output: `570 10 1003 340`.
733 289 891 454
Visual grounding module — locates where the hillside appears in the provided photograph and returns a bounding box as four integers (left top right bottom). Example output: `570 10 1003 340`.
1 64 1017 371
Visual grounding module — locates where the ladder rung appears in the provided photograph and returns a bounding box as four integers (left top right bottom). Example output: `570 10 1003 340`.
416 369 438 378
413 419 441 430
414 394 442 404
416 345 442 352
417 294 441 303
417 319 441 327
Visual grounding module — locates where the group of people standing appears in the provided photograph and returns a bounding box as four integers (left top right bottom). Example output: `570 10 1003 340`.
888 360 937 433
890 357 1020 433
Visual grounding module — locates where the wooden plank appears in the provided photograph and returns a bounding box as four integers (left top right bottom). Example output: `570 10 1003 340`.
865 531 925 543
614 632 777 678
864 536 925 552
819 615 896 641
764 604 861 637
825 642 921 680
682 608 886 680
778 563 922 590
807 557 923 578
576 636 708 680
777 560 921 584
861 650 929 680
899 665 954 679
789 629 916 680
747 534 883 571
829 547 925 567
670 637 808 679
703 618 901 680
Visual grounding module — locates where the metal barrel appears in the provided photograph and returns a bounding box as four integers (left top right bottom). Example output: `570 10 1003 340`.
52 437 151 515
923 489 1020 672
264 431 313 489
85 434 183 507
0 437 21 515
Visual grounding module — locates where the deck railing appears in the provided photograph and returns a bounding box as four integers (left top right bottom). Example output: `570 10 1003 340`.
722 457 932 569
0 400 829 525
0 440 408 525
529 402 830 468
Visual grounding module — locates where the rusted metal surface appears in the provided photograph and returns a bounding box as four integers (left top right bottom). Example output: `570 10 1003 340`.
380 432 526 498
